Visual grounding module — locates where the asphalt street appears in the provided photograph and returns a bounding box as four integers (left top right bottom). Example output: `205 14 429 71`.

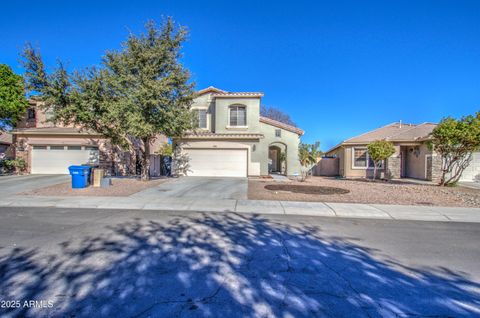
0 206 479 317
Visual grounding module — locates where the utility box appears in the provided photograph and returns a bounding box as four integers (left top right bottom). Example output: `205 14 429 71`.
93 168 105 187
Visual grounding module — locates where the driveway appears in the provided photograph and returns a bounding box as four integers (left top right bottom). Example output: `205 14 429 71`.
132 176 248 200
0 174 69 196
0 206 479 317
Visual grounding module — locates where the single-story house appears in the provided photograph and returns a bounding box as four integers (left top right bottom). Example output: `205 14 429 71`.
325 122 480 182
173 86 304 177
12 100 167 175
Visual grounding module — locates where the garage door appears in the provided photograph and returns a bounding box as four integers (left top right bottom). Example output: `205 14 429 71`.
31 145 99 174
186 149 247 177
459 152 480 182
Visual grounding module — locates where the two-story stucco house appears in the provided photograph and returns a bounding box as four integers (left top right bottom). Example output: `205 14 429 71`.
12 99 167 175
173 87 304 177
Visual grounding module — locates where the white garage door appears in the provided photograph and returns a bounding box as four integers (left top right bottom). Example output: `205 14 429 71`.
31 145 99 174
186 149 247 177
459 152 480 182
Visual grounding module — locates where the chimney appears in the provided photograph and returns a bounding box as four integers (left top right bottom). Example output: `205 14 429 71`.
399 120 402 129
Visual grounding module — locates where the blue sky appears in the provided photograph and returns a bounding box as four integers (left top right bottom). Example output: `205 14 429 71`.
1 0 479 150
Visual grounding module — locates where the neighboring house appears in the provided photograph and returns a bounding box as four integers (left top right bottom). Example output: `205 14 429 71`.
0 132 13 159
11 100 167 175
173 86 304 177
325 121 480 182
325 122 440 180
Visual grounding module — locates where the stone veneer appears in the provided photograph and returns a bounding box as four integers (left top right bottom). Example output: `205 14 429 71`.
426 155 442 183
385 155 401 179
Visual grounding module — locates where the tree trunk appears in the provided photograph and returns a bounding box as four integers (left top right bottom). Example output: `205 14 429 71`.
372 163 377 181
141 137 151 181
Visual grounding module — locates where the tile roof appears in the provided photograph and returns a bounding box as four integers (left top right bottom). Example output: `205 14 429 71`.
0 132 12 144
326 122 437 153
197 86 264 98
12 127 102 136
180 132 264 139
259 116 304 135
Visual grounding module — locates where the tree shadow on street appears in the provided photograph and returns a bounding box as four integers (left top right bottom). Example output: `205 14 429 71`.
1 212 479 317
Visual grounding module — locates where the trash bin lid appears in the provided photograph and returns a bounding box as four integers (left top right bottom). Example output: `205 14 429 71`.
69 165 91 171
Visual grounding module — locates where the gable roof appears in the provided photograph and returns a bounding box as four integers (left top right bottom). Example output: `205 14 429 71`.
197 86 227 95
326 122 437 153
197 86 264 98
260 116 304 136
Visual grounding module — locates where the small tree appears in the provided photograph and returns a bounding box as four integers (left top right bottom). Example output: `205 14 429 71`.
367 140 395 180
430 113 480 186
0 64 28 131
298 143 320 181
21 18 196 180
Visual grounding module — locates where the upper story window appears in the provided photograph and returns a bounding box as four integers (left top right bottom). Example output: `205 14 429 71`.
27 108 36 120
193 109 207 129
229 105 246 127
45 108 55 121
275 129 281 137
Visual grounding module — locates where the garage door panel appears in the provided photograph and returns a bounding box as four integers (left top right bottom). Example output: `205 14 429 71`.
186 149 247 177
31 148 99 174
459 152 480 182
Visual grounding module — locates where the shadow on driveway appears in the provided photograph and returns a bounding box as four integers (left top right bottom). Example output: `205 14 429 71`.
1 213 479 317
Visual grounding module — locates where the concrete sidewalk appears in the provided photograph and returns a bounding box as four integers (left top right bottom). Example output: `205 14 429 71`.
1 194 480 223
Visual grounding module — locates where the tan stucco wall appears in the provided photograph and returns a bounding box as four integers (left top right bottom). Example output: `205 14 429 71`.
191 93 216 132
337 145 389 178
329 143 435 180
214 97 261 134
259 122 301 176
403 143 431 179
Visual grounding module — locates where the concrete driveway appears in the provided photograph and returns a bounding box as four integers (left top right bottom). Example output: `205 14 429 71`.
0 174 69 196
133 176 248 200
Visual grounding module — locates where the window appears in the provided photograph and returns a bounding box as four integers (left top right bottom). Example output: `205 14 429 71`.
45 108 55 121
27 108 36 120
32 145 47 150
352 147 384 169
275 129 281 137
229 105 246 126
67 146 82 150
353 148 368 168
193 109 207 129
50 146 65 150
85 146 98 151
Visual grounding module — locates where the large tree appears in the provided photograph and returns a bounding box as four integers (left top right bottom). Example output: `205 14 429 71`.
260 105 297 127
430 112 480 186
21 18 196 180
0 64 28 131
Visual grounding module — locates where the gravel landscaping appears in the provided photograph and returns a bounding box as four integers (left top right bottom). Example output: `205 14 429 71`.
249 177 480 207
22 178 168 197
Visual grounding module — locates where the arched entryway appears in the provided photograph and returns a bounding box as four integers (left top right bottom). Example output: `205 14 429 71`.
268 142 288 175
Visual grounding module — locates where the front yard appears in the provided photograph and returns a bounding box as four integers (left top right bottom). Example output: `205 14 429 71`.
249 177 480 207
22 178 168 197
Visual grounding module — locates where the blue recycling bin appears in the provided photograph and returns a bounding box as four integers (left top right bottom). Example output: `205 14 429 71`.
68 166 92 189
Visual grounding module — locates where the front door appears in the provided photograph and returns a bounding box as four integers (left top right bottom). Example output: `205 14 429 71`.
269 149 278 172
